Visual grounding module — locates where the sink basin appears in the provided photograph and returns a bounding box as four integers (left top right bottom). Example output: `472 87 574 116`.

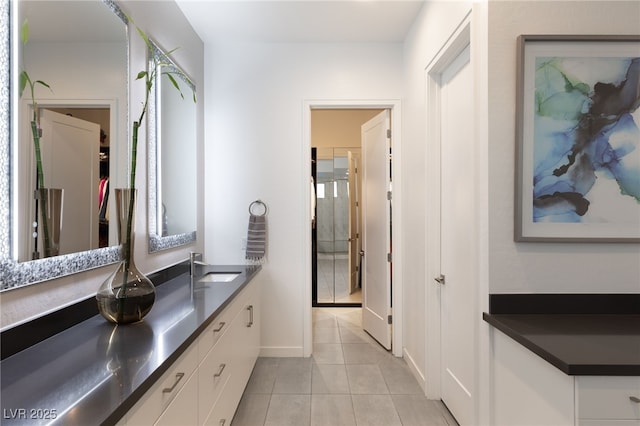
198 272 241 283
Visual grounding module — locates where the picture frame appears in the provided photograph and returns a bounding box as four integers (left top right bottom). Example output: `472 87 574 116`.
515 35 640 242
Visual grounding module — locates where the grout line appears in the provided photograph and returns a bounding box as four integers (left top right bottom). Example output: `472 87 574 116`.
240 308 454 426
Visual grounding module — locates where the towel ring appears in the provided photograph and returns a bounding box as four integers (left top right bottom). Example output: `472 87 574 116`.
249 200 267 216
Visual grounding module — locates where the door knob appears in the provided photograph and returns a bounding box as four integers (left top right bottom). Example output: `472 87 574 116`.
434 274 445 285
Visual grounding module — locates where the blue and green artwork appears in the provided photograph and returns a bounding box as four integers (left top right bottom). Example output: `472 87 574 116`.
532 56 640 223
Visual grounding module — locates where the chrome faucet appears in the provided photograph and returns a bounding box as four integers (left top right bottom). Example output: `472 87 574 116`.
190 252 208 276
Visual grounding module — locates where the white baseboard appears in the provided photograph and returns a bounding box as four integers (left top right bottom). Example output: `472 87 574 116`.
403 347 426 394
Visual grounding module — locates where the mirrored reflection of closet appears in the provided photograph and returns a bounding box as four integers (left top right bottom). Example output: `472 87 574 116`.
19 107 113 261
311 109 382 306
49 108 112 249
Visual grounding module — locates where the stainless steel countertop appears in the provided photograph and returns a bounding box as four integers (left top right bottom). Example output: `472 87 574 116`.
0 264 261 425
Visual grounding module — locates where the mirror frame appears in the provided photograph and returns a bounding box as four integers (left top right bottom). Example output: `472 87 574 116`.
0 0 127 291
147 40 196 253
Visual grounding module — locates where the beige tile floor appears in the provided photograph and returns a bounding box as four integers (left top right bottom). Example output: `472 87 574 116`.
231 308 458 426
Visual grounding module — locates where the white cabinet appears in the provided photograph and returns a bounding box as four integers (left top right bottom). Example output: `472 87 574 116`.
201 280 260 425
576 376 640 426
491 328 640 426
198 327 233 423
155 370 199 426
491 328 575 426
127 344 198 426
125 277 261 426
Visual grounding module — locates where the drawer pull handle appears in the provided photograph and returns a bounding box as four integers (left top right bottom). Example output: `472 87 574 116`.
219 420 226 426
247 305 254 327
214 363 226 378
631 396 640 403
213 322 226 333
162 372 185 393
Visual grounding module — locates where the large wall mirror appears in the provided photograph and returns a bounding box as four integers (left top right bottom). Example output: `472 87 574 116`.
0 0 128 290
147 40 197 252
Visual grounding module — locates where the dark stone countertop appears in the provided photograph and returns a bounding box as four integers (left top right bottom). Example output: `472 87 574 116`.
483 313 640 376
0 264 261 425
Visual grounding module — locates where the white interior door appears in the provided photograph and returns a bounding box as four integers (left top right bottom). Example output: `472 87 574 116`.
347 150 359 295
361 110 391 350
40 109 100 255
439 44 475 425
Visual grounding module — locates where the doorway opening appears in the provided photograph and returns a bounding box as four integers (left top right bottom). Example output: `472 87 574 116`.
303 100 403 358
311 109 383 307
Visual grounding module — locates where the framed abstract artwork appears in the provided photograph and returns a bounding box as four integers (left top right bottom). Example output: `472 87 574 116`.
515 35 640 242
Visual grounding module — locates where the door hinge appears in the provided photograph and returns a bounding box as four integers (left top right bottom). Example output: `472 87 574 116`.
387 252 392 262
387 191 392 201
386 129 391 139
387 315 392 324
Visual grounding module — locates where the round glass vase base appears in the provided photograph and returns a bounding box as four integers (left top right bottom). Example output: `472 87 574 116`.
96 265 156 324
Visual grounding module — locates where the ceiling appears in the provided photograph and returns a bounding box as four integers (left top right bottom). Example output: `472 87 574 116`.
175 0 425 44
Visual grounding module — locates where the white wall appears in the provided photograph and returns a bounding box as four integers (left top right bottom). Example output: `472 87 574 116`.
487 0 640 294
401 0 474 391
1 1 204 330
204 41 403 355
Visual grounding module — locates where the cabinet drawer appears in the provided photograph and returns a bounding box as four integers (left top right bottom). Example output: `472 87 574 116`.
154 369 198 426
203 374 237 426
198 309 232 362
127 344 198 425
198 328 234 423
198 283 254 362
577 376 640 420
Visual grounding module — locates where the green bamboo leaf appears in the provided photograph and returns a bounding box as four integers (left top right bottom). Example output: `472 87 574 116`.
168 74 186 99
21 19 29 45
34 80 51 90
166 73 181 90
136 71 147 80
19 71 28 98
136 26 152 50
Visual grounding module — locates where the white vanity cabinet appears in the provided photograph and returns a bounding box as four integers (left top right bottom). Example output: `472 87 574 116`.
576 376 640 425
127 344 199 426
125 277 261 426
199 279 260 425
155 370 199 426
491 328 575 426
491 328 640 426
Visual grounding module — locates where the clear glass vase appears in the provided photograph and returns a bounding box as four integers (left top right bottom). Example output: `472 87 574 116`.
96 189 155 324
36 188 63 258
